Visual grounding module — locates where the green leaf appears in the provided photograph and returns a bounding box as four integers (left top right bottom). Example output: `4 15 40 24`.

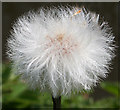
89 97 119 108
2 64 12 84
3 81 27 102
100 82 120 97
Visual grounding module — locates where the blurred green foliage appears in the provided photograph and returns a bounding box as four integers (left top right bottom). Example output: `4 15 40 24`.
1 63 120 109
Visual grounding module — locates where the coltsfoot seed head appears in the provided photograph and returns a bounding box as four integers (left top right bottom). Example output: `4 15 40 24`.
7 6 116 98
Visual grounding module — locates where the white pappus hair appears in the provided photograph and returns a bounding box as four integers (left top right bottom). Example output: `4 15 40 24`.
7 6 115 98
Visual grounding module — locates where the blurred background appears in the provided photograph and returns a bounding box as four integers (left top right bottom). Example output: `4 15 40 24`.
2 2 120 109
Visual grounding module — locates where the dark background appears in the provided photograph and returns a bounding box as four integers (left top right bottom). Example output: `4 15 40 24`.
2 2 119 100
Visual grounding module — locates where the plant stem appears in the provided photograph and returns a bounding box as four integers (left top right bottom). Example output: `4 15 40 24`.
52 96 61 110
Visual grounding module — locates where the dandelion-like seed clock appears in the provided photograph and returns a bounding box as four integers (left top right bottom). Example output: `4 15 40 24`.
7 6 115 109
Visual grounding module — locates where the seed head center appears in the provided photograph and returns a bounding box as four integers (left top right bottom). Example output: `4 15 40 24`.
56 34 64 42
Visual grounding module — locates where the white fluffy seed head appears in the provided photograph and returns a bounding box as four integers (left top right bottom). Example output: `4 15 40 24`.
7 6 115 98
